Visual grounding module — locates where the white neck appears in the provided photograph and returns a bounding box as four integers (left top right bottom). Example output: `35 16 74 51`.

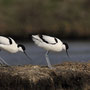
62 44 66 50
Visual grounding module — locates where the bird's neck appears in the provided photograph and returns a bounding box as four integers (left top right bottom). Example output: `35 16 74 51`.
62 44 66 50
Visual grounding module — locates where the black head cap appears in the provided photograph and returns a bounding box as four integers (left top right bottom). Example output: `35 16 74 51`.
18 44 25 51
63 42 69 50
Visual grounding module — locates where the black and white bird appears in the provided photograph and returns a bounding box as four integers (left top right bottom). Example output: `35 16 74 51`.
0 36 32 65
32 35 69 69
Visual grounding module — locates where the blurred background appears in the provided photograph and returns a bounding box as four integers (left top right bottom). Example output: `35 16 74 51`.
0 0 90 66
0 0 90 39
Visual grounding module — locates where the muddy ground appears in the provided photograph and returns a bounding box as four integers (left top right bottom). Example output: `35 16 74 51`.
0 62 90 90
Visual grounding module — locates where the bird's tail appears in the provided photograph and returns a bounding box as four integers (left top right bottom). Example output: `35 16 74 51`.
32 35 42 46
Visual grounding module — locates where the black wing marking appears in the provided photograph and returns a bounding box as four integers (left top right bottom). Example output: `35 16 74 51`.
54 38 58 43
7 37 12 44
39 35 49 43
39 35 58 45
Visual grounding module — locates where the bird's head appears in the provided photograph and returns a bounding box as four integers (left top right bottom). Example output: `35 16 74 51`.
17 44 32 61
63 42 69 50
18 44 25 52
63 42 70 57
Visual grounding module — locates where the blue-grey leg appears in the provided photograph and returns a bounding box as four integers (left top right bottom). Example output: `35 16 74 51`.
0 56 9 66
0 59 3 65
45 51 53 69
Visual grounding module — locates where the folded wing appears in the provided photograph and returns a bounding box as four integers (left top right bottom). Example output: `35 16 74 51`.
0 36 16 45
40 35 58 44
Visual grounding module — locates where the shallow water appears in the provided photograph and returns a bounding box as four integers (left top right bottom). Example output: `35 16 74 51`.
0 41 90 66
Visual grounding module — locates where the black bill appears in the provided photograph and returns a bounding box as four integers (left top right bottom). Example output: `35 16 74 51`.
66 50 70 58
24 51 32 61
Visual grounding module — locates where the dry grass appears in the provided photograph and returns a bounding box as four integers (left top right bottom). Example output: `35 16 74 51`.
0 62 90 90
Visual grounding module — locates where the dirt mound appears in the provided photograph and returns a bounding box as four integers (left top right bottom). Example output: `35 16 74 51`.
0 62 90 90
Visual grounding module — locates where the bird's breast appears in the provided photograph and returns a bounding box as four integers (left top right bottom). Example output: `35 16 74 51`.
0 44 18 53
42 43 63 52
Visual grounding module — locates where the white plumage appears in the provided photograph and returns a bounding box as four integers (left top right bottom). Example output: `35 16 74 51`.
0 36 31 65
0 36 19 53
0 36 16 45
41 35 57 44
32 35 69 69
32 35 64 52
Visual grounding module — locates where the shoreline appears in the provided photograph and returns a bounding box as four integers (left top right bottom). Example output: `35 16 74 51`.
0 62 90 90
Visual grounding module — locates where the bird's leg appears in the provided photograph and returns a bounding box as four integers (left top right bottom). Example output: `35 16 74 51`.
0 56 9 66
0 59 4 65
45 51 53 69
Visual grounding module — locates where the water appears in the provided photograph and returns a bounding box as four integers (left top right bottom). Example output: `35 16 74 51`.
0 41 90 66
